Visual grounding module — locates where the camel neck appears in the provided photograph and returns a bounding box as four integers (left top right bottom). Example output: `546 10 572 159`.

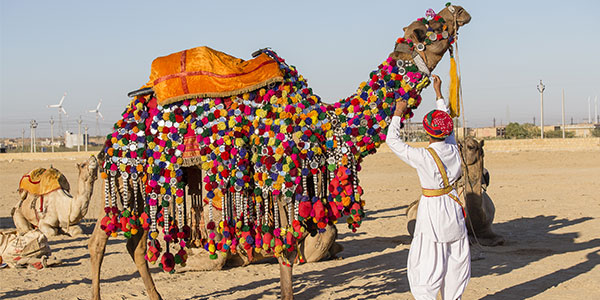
332 55 430 163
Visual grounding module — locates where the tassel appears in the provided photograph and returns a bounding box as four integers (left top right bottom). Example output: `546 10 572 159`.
449 55 460 118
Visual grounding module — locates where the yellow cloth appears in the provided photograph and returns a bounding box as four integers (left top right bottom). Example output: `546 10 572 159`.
147 46 284 106
448 56 460 118
19 168 69 196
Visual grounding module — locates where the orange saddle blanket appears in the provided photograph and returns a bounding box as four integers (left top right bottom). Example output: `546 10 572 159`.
147 46 284 106
19 168 70 196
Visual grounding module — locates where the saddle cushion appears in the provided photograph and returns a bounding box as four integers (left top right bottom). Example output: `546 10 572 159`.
147 46 284 105
19 168 69 196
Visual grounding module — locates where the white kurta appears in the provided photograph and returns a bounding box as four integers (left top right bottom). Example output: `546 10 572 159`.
386 98 470 300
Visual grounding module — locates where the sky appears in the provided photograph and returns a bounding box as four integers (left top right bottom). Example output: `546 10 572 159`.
1 0 599 138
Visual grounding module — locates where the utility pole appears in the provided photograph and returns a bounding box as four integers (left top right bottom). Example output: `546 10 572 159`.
571 117 573 125
537 80 545 139
594 96 598 124
50 117 55 152
30 120 38 153
77 116 82 152
533 116 536 125
561 88 565 138
21 128 25 152
493 117 496 128
588 97 592 124
84 124 89 152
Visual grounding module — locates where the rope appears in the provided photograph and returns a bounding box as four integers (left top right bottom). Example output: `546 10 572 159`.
452 13 467 141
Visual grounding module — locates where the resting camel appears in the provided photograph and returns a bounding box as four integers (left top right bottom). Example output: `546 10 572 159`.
407 137 505 246
89 5 471 299
12 155 98 237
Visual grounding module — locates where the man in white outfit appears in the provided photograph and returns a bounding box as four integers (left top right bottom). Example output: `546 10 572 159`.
386 75 470 300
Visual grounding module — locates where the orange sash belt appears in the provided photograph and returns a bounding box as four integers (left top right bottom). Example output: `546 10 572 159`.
423 148 466 218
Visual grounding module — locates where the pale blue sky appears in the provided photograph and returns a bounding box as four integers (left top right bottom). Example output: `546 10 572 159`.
1 0 599 138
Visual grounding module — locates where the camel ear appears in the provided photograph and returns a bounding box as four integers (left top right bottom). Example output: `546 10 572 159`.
403 26 408 33
480 140 485 148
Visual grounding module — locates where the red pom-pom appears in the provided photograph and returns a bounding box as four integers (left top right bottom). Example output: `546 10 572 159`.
206 221 215 230
298 202 312 219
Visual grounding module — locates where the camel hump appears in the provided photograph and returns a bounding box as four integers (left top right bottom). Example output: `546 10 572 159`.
148 46 285 106
19 167 70 196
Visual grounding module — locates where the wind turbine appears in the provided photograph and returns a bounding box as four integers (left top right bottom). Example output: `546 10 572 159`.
47 92 68 133
88 99 104 136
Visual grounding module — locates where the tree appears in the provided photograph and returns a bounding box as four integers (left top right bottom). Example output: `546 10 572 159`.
505 122 530 139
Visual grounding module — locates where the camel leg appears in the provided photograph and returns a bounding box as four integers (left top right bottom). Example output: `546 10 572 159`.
67 225 84 236
301 224 338 262
11 208 32 235
38 221 58 237
89 216 109 300
126 229 162 300
277 251 296 300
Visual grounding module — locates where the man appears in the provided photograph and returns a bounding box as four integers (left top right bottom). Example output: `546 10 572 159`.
387 75 470 300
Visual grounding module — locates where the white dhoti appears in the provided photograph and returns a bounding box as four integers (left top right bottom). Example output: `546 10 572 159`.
408 233 470 300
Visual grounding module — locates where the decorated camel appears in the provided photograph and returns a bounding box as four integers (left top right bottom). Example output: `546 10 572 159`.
407 136 505 246
88 4 471 299
12 155 99 237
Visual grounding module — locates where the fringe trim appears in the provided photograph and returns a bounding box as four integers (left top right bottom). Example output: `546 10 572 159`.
182 156 204 167
156 76 284 106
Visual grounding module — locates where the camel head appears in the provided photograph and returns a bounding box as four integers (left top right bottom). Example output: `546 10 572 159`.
458 136 484 166
393 4 471 71
77 155 99 183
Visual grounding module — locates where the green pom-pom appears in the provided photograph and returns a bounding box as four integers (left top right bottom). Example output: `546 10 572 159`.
209 254 218 260
262 224 270 232
124 232 132 239
242 225 250 232
446 2 451 7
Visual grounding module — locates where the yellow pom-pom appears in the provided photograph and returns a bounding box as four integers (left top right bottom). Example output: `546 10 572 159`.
131 228 138 235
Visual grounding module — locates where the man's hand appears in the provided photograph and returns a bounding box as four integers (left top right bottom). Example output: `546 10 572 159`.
431 74 443 99
394 100 408 117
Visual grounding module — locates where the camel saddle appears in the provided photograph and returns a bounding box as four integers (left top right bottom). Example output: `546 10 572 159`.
19 167 70 196
146 46 284 106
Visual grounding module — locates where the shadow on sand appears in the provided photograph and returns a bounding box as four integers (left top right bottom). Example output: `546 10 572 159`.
470 215 600 299
196 234 411 300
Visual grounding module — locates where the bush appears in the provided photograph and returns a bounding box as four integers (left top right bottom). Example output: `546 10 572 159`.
544 130 575 138
505 122 539 139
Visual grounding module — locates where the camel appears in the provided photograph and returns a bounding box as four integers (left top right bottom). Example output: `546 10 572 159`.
89 5 471 299
406 137 505 246
12 155 99 237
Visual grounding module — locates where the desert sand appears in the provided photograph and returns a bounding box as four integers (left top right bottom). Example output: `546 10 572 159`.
0 139 599 299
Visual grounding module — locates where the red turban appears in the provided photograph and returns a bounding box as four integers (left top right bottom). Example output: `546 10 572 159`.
423 110 453 139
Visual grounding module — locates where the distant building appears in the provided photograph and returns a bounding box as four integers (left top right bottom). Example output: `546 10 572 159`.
64 131 88 148
471 126 506 139
559 123 598 137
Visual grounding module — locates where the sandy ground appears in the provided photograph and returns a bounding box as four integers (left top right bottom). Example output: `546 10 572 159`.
0 142 599 299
